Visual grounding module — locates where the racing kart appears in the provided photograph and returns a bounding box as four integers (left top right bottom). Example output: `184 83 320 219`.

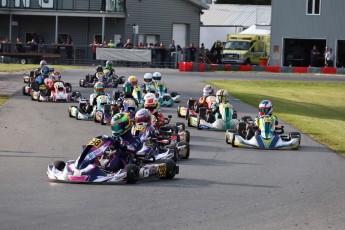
69 99 96 120
187 102 238 131
155 82 180 105
225 115 301 150
47 136 179 184
23 70 35 83
93 95 112 125
132 121 190 161
132 87 144 109
79 70 124 88
36 81 81 102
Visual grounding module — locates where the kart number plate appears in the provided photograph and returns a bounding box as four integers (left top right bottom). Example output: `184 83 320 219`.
263 117 271 122
124 99 136 106
88 138 103 148
158 164 167 177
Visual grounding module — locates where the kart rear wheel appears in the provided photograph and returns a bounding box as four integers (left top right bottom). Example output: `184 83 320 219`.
232 134 238 147
184 130 190 143
237 122 247 139
158 159 176 180
22 86 27 95
197 116 202 130
177 106 182 117
187 114 193 127
289 132 301 145
53 161 66 171
119 76 126 84
185 109 190 120
124 164 139 184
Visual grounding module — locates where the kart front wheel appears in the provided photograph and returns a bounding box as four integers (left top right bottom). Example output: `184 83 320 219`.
175 122 185 131
158 159 176 180
177 106 182 117
124 164 139 184
53 161 66 171
184 130 190 143
178 142 190 159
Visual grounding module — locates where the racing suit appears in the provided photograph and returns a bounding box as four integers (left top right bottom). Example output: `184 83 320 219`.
116 93 139 114
253 114 279 136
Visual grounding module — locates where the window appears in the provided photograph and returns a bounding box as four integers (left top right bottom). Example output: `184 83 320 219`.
307 0 321 15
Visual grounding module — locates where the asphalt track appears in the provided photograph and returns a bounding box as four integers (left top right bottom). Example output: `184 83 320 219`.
1 68 345 230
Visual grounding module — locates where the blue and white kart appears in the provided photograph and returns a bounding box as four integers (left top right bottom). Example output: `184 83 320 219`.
225 115 301 150
156 82 180 107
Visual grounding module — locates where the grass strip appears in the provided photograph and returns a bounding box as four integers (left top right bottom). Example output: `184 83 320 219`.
0 95 11 106
0 63 84 72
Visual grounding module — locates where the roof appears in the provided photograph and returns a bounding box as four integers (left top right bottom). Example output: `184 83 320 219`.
240 24 270 35
201 4 271 27
184 0 210 10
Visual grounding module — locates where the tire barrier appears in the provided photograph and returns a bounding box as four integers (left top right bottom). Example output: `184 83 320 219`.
178 62 345 75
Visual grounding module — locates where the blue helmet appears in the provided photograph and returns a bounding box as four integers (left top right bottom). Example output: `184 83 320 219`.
123 81 133 95
41 66 50 77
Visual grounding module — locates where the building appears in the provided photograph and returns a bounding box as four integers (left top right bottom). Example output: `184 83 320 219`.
270 0 345 67
0 0 208 64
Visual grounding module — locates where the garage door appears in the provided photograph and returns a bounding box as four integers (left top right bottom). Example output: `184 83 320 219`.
173 24 187 48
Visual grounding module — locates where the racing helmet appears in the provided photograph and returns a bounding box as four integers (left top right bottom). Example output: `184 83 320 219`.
94 82 104 94
128 76 138 87
216 89 228 103
143 92 156 101
111 112 132 137
135 108 151 124
203 85 214 96
53 71 61 80
55 82 64 92
152 72 162 82
40 59 47 67
96 65 103 73
143 73 153 84
105 60 113 69
123 81 134 95
41 66 50 77
144 97 159 114
48 65 54 74
259 100 273 116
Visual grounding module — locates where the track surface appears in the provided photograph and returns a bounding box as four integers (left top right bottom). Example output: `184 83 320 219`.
1 68 345 230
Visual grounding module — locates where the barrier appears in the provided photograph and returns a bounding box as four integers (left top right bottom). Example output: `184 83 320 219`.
259 59 268 66
178 62 345 75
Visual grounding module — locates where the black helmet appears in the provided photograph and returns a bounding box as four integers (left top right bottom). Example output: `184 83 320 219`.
96 65 103 73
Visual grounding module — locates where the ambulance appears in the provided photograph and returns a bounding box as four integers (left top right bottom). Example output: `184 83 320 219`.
221 34 270 65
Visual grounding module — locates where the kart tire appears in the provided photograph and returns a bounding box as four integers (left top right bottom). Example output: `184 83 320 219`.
37 93 41 102
187 114 193 127
175 122 185 131
225 129 236 144
172 147 179 162
184 130 190 143
79 79 84 87
101 115 106 125
53 160 66 171
94 114 99 123
85 74 90 83
64 83 72 93
177 106 182 117
22 86 27 95
197 116 202 130
179 142 190 159
185 109 189 120
170 91 178 97
159 159 176 180
289 132 301 145
69 106 77 118
199 107 207 120
232 134 238 147
119 76 126 84
124 164 139 184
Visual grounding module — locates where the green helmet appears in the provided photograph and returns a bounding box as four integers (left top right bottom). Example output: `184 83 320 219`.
111 112 132 137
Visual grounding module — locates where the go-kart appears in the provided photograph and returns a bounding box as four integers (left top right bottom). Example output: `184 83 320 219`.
68 99 95 120
22 78 72 98
93 95 112 125
23 70 35 83
132 87 144 109
225 115 301 150
187 102 238 131
132 122 190 161
36 81 81 102
155 82 180 105
79 70 124 88
47 135 179 184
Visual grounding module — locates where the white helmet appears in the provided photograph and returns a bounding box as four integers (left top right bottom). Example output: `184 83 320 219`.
144 92 156 101
216 89 228 103
259 100 273 116
143 73 153 84
152 72 162 82
203 85 214 96
40 60 47 67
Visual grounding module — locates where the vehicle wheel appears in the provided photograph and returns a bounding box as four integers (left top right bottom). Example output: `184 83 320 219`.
225 133 231 144
124 164 139 184
185 109 189 120
119 76 126 84
171 148 179 162
175 122 185 131
237 122 247 139
53 161 66 171
64 83 72 93
199 107 207 120
158 159 176 179
94 113 100 123
289 132 301 145
85 75 90 83
179 142 190 159
177 106 182 117
20 58 27 64
101 115 106 125
197 116 202 130
225 129 236 144
112 79 119 88
170 91 178 97
187 114 193 127
37 93 41 102
79 79 84 87
69 106 76 118
232 134 238 147
22 86 27 95
184 130 190 143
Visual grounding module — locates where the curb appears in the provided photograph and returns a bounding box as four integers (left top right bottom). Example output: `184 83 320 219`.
178 62 344 75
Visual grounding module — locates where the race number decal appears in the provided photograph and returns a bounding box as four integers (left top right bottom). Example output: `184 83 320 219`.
158 164 167 178
263 117 271 123
87 138 103 148
124 99 136 106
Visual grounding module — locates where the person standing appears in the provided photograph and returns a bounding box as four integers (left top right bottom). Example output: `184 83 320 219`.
89 39 100 60
325 47 335 67
65 37 73 65
310 45 320 67
189 42 197 62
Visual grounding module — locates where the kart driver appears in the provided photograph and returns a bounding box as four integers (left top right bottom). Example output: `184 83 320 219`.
194 85 215 112
85 82 110 114
34 59 47 78
116 81 139 112
207 89 229 122
144 96 166 129
90 65 104 83
105 60 115 76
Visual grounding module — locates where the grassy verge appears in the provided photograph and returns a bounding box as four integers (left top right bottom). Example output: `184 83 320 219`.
206 80 345 156
0 95 11 106
0 63 84 72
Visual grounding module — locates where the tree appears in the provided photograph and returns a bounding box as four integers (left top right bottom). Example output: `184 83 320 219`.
214 0 271 5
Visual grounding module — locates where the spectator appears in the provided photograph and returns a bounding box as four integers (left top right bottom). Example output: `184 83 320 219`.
199 43 206 63
108 39 115 48
310 45 320 67
116 38 124 48
189 42 197 62
211 40 223 64
168 40 176 68
160 42 167 68
153 41 161 67
89 39 100 60
124 38 133 49
33 32 40 45
325 47 335 67
38 38 46 53
27 38 38 52
136 41 145 48
15 37 24 53
102 40 108 48
53 38 62 54
65 37 73 65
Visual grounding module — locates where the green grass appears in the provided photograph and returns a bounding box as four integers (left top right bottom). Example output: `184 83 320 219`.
0 63 84 72
0 95 11 106
206 80 345 156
